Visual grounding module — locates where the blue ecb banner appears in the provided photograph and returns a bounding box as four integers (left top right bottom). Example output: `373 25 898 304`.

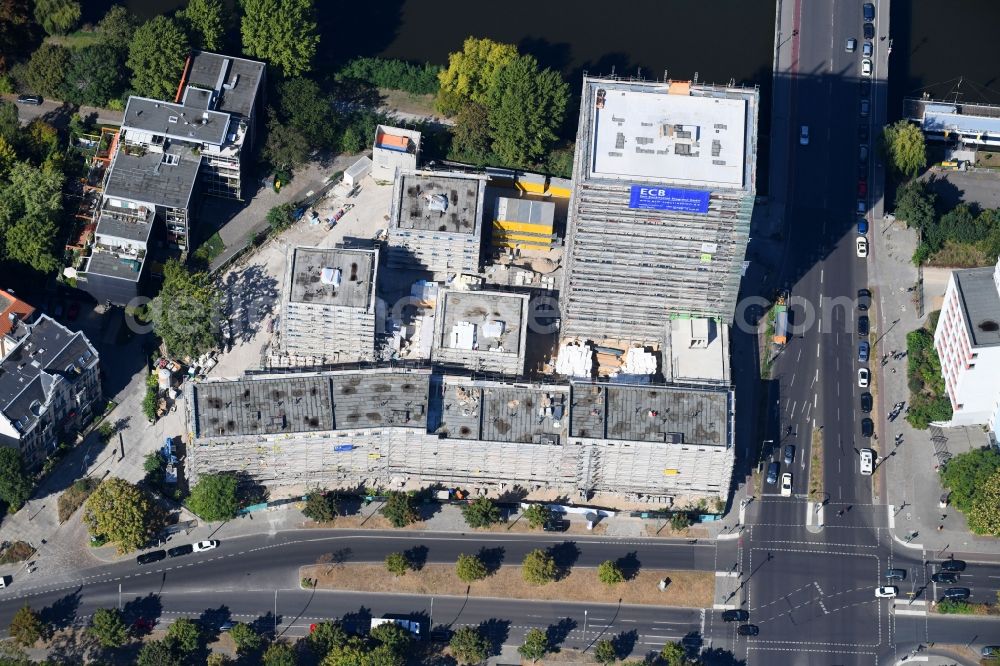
629 185 711 213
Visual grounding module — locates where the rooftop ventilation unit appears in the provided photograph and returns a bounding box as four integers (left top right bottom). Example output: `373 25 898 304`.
320 267 342 286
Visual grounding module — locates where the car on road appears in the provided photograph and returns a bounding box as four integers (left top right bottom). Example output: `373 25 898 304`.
858 367 870 387
875 586 898 598
858 315 869 337
861 418 874 438
860 98 870 116
860 392 873 413
780 473 793 497
885 569 906 581
858 288 871 310
766 461 779 485
931 572 959 584
863 41 873 57
939 559 966 572
857 199 867 215
737 624 759 636
858 340 870 362
799 125 809 145
16 94 42 105
864 22 875 40
858 178 867 196
942 587 971 600
219 621 235 632
845 38 857 53
858 219 868 234
859 144 869 162
136 550 166 565
66 301 80 321
783 444 795 465
859 448 874 475
861 59 873 77
856 236 869 258
982 646 1000 659
193 540 219 553
168 544 194 558
133 618 154 633
722 609 749 622
863 3 875 20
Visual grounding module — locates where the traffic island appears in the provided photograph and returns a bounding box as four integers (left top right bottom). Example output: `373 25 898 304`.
300 563 713 608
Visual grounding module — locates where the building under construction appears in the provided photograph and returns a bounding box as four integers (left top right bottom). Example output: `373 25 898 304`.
560 77 760 346
431 288 529 376
184 369 734 501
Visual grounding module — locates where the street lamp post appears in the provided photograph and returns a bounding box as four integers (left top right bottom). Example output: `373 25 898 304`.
582 610 588 645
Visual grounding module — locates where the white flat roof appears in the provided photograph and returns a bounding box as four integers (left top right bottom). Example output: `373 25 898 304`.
589 86 747 187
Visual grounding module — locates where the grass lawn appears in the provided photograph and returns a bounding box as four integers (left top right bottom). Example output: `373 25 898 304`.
46 30 103 49
379 88 438 117
302 563 713 608
192 232 226 266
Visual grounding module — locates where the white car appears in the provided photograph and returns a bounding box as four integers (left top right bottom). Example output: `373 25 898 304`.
858 368 870 388
856 236 869 258
875 586 898 598
862 59 873 77
800 125 809 145
780 473 793 497
192 540 219 553
859 448 874 476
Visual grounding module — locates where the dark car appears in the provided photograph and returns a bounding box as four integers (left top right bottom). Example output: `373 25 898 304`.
766 461 780 485
858 219 868 235
860 392 873 413
858 315 869 337
858 126 869 142
66 301 80 321
858 340 869 362
931 572 958 584
16 94 42 105
860 78 872 96
168 544 194 558
783 444 795 465
136 550 166 565
863 22 875 39
863 3 875 21
942 587 971 600
858 288 871 311
884 568 906 581
939 559 966 572
737 624 759 636
861 418 874 438
542 518 570 532
722 609 750 622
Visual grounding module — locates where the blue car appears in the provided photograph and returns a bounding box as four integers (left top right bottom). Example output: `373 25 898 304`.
858 219 868 235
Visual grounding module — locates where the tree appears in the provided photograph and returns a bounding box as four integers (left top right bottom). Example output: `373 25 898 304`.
9 606 43 647
521 549 557 585
263 114 310 169
518 628 548 663
228 622 262 654
61 44 126 106
144 451 166 485
97 5 139 47
177 0 225 51
0 101 19 146
384 551 409 576
449 103 492 164
88 608 128 648
262 641 297 666
436 37 518 116
266 201 297 231
0 447 33 511
23 43 69 96
455 552 488 583
522 504 550 529
0 640 32 666
449 626 490 665
380 491 418 527
894 179 936 230
137 638 183 666
0 136 16 178
307 621 348 658
461 496 501 528
660 641 688 666
0 0 36 63
325 635 403 666
303 488 337 523
206 654 232 666
882 120 927 178
166 617 201 653
670 512 692 531
369 622 412 657
278 77 335 148
940 448 1000 512
32 0 80 36
597 559 625 585
83 477 161 554
0 162 64 273
127 16 190 100
241 0 319 78
187 472 239 521
966 468 1000 536
593 639 618 665
487 54 569 167
149 260 220 359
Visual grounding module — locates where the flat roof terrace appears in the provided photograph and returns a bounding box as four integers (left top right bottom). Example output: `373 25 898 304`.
330 370 429 430
588 82 747 188
288 247 376 309
83 251 143 281
569 382 729 446
104 150 199 210
954 267 1000 347
433 378 568 444
437 290 527 356
395 172 484 234
123 97 229 146
192 375 335 438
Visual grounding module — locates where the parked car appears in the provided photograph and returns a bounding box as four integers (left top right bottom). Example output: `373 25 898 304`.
931 572 958 584
168 545 194 558
862 59 873 77
858 340 870 362
861 418 874 438
864 22 875 39
783 444 795 465
858 315 869 337
799 125 809 145
942 587 971 600
858 179 867 196
860 392 873 413
859 144 869 163
722 609 749 622
863 41 873 57
766 461 780 485
860 98 870 116
136 550 166 565
846 38 857 52
858 368 870 387
857 219 868 235
981 646 1000 659
16 94 42 105
859 448 874 475
737 624 759 636
780 473 793 497
939 559 966 572
858 288 871 310
193 540 219 553
875 586 898 598
885 569 906 581
66 301 80 321
856 236 869 258
857 199 867 214
543 518 570 532
863 3 875 21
